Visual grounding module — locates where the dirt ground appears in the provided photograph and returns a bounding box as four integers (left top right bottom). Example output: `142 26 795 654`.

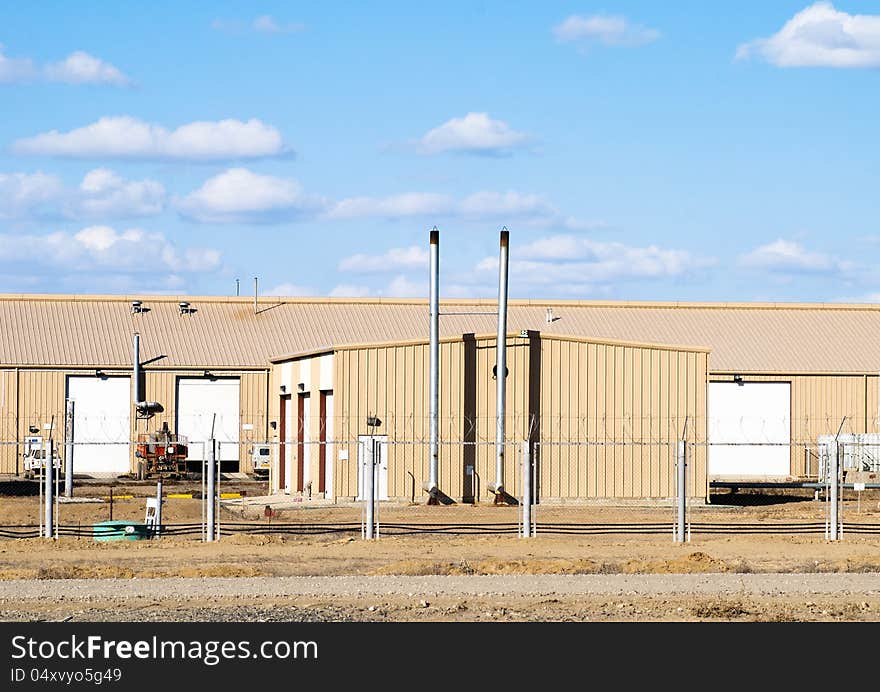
2 484 880 621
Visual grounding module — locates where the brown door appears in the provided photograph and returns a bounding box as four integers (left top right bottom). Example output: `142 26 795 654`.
297 393 309 492
279 394 291 490
318 391 330 493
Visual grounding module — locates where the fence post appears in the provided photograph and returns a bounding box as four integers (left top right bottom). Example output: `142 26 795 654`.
155 480 163 538
829 440 840 541
44 439 54 539
521 441 532 538
365 436 376 539
206 438 216 542
675 440 686 543
64 399 74 498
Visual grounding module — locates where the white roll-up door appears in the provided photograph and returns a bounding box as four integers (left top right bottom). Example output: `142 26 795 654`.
176 378 240 463
67 375 131 476
709 381 791 477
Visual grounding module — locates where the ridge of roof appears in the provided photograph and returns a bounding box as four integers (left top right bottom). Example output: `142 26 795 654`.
1 293 880 312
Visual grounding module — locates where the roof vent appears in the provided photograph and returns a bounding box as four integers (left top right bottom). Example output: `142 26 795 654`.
131 300 144 314
178 301 194 315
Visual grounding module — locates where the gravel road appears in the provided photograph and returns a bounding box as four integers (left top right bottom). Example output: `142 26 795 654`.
2 573 880 601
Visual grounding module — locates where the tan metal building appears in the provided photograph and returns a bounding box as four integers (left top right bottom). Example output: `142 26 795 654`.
270 332 709 502
2 294 879 492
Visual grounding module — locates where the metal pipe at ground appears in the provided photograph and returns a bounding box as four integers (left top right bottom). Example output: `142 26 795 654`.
64 399 74 498
492 229 510 496
426 227 440 498
206 439 216 542
676 441 686 543
44 439 54 539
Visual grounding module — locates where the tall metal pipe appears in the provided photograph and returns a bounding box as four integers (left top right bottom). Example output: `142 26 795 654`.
428 228 440 494
676 441 687 542
254 277 258 315
133 333 141 405
64 399 74 498
44 439 54 539
493 229 510 494
206 439 216 542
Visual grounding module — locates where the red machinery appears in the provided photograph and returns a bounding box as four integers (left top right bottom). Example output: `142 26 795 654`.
136 421 188 478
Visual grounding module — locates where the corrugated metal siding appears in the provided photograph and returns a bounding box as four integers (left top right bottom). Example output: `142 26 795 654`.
538 338 707 499
5 295 880 374
287 334 705 501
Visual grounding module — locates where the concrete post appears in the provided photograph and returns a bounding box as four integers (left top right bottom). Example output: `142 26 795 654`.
64 399 74 498
155 480 163 538
829 441 840 541
44 439 54 539
522 441 532 538
676 441 686 543
206 439 216 542
365 437 376 539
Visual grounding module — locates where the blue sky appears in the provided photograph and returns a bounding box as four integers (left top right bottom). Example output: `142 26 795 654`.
0 1 878 301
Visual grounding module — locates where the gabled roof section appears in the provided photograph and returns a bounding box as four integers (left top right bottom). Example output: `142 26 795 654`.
0 294 878 372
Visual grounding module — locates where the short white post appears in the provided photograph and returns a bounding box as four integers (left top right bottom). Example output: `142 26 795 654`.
206 439 216 542
675 441 686 543
155 480 163 538
365 437 376 539
521 441 532 538
44 439 54 539
64 399 74 498
829 441 840 541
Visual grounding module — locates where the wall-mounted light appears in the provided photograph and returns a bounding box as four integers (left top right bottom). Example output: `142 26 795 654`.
367 415 382 428
178 301 195 315
270 421 277 430
203 369 214 379
95 369 105 378
280 385 287 393
131 300 144 314
297 383 305 392
733 374 744 386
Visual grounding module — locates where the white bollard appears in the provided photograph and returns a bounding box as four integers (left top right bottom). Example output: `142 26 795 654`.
206 439 216 542
522 441 532 538
44 439 54 539
675 441 686 543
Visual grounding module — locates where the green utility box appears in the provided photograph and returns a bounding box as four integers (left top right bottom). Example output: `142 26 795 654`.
92 520 151 542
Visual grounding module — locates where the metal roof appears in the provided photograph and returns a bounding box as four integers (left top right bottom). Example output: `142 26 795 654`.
1 294 880 373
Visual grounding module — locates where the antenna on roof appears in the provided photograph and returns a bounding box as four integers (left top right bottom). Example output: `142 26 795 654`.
254 277 258 315
235 279 240 297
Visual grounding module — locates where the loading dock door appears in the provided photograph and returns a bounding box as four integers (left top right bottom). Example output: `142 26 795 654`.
67 375 131 476
709 381 791 477
177 378 240 465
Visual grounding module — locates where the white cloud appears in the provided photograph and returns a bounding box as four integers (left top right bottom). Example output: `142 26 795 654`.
0 225 220 273
736 2 880 67
739 238 850 273
417 113 529 156
0 169 165 220
265 283 316 296
326 189 592 230
338 246 429 273
554 14 660 47
325 193 451 220
44 51 131 85
253 15 305 34
0 172 64 219
70 168 165 218
476 234 714 286
384 275 425 297
13 116 288 160
0 45 36 82
177 168 323 223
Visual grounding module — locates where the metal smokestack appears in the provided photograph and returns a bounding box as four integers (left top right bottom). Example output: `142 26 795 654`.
133 333 141 405
493 228 510 495
427 228 440 495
